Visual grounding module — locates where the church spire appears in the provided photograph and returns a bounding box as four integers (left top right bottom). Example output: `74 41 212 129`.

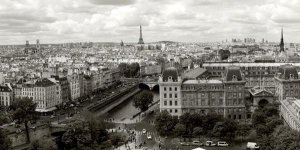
138 25 144 44
279 27 284 52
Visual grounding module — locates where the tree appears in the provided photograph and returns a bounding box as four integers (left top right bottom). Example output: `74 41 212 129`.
236 124 251 141
0 129 11 150
133 91 153 112
62 122 89 149
219 49 230 60
212 119 238 139
155 110 178 136
266 117 283 133
272 125 300 150
10 97 39 143
251 111 266 126
174 124 185 141
193 127 203 141
82 112 111 145
202 113 223 134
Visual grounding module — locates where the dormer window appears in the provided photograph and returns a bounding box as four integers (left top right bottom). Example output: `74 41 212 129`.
168 76 172 80
290 74 294 79
232 75 237 81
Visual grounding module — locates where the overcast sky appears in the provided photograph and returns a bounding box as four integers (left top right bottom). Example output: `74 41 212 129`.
0 0 299 45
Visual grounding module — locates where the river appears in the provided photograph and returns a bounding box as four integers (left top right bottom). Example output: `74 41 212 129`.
105 91 159 121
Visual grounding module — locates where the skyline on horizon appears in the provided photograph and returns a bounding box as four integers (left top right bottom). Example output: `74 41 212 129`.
1 0 300 45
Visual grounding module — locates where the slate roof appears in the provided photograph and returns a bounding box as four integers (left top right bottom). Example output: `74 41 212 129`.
183 67 207 79
162 67 178 82
35 78 55 87
224 66 243 81
277 65 299 80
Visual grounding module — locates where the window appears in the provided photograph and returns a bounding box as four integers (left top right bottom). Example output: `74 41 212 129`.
164 87 167 91
169 87 172 91
239 115 242 119
169 94 172 98
170 109 172 113
175 87 177 91
164 101 167 106
175 109 178 113
175 94 178 98
175 101 178 106
169 101 172 106
164 93 167 98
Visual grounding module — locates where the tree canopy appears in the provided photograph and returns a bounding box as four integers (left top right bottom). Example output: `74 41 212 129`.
118 63 140 78
133 90 153 112
0 129 11 150
10 97 39 143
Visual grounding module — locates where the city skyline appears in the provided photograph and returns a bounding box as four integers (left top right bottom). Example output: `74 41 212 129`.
1 0 300 45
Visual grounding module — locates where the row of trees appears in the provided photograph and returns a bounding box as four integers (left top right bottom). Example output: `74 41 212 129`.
155 111 250 141
252 105 300 150
118 63 140 78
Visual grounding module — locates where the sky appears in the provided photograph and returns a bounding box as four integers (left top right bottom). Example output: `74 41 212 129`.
0 0 300 45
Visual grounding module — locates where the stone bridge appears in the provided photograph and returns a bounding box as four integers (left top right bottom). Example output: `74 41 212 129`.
139 79 159 91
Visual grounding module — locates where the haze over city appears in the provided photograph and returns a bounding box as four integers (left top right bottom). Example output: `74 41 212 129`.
1 0 300 45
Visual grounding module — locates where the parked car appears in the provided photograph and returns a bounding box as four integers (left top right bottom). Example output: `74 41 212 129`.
217 141 229 147
142 129 147 134
205 141 216 147
180 142 190 146
246 142 260 150
192 141 203 146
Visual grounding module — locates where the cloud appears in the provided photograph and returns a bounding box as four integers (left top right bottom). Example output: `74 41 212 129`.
89 0 136 6
0 0 300 44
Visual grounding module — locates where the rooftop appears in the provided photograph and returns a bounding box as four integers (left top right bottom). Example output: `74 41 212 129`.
183 79 222 84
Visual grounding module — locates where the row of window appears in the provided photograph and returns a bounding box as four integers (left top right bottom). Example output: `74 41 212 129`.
164 100 178 106
164 93 178 98
163 87 178 91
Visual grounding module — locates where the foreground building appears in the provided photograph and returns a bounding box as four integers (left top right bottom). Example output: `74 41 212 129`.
14 78 61 112
280 97 300 132
0 85 13 106
159 66 249 120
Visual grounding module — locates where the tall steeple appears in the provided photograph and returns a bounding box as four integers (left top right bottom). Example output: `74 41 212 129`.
279 27 284 52
138 25 144 44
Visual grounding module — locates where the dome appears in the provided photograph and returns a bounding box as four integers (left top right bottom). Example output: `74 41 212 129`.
162 67 178 82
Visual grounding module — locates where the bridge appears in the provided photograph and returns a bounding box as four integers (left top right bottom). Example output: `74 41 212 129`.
138 78 159 91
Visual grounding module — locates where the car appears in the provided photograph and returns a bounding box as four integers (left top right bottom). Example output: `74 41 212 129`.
217 141 229 147
205 141 216 147
192 141 203 146
180 142 190 146
30 126 36 129
246 142 260 150
50 115 56 119
147 134 152 139
142 129 147 134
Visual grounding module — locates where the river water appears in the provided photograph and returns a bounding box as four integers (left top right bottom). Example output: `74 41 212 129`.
105 91 159 121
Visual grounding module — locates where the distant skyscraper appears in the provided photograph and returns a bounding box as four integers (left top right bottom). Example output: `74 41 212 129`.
26 40 29 47
279 28 284 52
36 39 40 49
137 25 144 44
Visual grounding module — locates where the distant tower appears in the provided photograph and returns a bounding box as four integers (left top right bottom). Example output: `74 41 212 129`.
279 27 284 52
137 25 144 44
26 40 29 47
36 39 40 49
120 40 124 50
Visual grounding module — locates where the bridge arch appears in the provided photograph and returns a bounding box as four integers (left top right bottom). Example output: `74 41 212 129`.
139 83 150 90
152 84 159 92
